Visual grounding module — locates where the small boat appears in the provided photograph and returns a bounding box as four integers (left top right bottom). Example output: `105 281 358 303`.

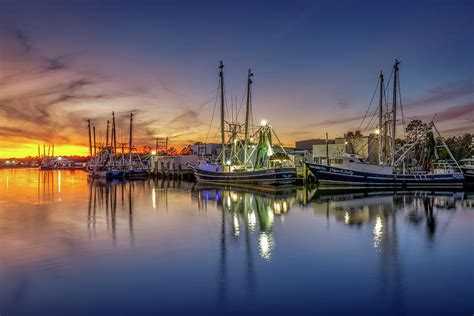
459 158 474 184
191 62 297 185
305 60 464 188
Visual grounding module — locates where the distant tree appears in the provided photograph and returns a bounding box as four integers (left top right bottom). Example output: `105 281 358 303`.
405 120 429 142
405 120 432 168
437 133 472 161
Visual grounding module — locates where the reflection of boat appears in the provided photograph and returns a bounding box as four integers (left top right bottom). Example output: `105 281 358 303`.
305 60 463 188
193 182 297 198
191 62 297 185
193 183 297 260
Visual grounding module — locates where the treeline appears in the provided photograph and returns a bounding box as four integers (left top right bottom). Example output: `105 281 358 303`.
437 133 472 161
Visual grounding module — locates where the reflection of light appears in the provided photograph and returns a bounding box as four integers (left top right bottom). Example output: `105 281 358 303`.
152 188 156 209
274 201 281 213
248 211 257 231
226 196 231 209
344 211 350 224
58 171 61 193
373 215 384 248
233 213 240 236
231 192 238 202
259 232 274 261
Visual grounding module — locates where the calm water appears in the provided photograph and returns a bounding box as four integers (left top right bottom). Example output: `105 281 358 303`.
0 169 473 315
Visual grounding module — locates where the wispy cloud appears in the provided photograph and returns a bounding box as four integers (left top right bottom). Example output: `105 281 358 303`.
308 80 474 129
405 79 474 108
14 29 32 53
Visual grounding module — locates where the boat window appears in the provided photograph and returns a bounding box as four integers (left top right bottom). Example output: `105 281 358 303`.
349 159 355 162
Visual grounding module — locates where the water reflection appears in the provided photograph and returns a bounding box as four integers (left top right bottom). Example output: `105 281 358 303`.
193 184 298 261
0 169 473 315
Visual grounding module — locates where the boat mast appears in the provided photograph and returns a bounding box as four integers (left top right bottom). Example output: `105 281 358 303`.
219 61 226 165
378 71 384 164
93 125 96 157
244 68 253 167
106 120 110 147
129 112 133 165
112 111 117 155
391 59 400 165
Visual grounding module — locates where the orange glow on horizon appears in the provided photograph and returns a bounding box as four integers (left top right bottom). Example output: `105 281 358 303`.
0 143 90 159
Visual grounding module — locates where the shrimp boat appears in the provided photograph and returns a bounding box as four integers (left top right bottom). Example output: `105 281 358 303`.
86 112 149 179
305 60 464 188
191 62 297 185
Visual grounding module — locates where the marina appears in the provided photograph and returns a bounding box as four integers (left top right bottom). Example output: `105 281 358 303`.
0 1 472 315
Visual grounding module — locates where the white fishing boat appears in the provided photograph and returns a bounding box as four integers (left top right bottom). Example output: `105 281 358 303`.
191 62 297 185
305 60 464 188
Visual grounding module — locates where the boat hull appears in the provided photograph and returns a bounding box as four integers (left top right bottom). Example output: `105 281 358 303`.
305 162 464 188
192 167 297 185
125 169 149 179
87 170 125 179
461 167 474 185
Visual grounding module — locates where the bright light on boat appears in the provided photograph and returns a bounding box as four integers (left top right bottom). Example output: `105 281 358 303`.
226 160 231 165
57 157 62 160
375 129 381 135
260 120 267 126
151 150 157 155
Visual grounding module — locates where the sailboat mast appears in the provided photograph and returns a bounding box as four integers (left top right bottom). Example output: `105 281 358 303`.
244 69 253 167
378 71 384 164
219 61 226 165
391 59 400 165
129 112 133 164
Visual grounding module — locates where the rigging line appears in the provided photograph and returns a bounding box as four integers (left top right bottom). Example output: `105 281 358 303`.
398 76 406 136
204 82 220 143
363 102 379 133
357 78 380 132
383 66 395 113
235 84 247 120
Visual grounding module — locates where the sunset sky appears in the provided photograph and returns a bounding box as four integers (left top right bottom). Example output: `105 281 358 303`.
0 0 472 158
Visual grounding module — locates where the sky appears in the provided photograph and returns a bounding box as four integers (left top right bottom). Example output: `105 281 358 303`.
0 0 473 158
